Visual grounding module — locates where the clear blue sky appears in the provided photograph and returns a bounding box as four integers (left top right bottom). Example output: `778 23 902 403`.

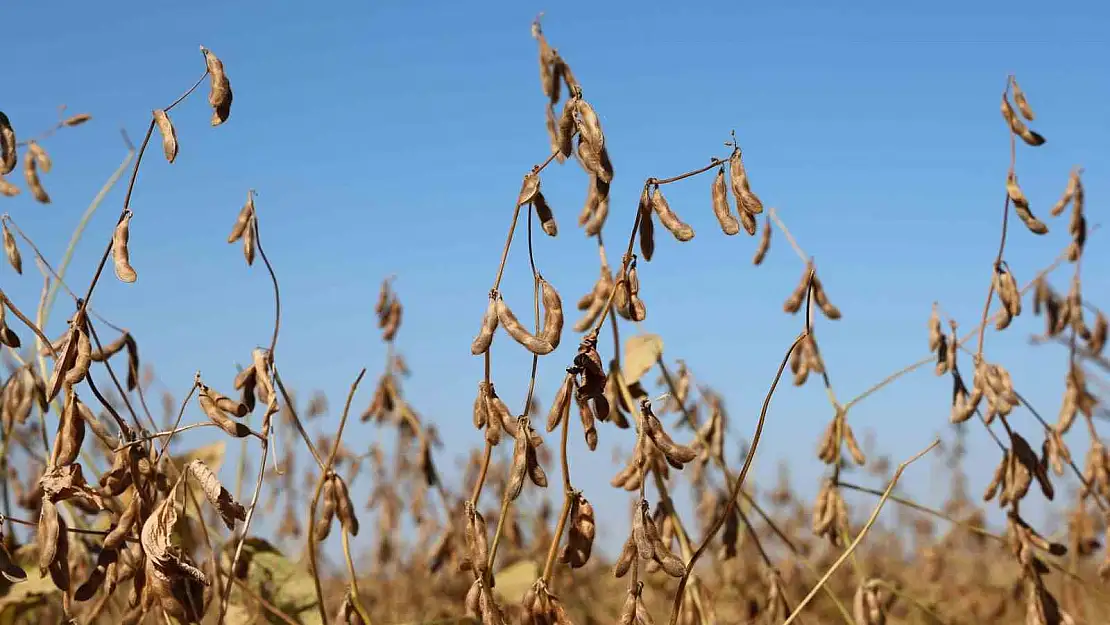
2 0 1108 562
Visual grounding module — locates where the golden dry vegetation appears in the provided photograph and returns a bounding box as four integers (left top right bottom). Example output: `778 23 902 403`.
0 15 1107 625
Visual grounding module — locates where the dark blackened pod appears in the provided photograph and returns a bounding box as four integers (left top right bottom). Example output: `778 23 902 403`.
637 188 655 262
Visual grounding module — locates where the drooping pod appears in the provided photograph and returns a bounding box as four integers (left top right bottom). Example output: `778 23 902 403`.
1006 172 1047 235
711 166 740 235
1000 92 1045 146
0 111 16 175
153 109 178 163
650 185 694 241
201 46 233 126
470 296 499 355
533 191 558 237
228 191 255 243
23 147 50 204
2 221 20 274
728 148 763 216
752 215 771 265
494 279 563 356
113 211 138 283
637 187 655 262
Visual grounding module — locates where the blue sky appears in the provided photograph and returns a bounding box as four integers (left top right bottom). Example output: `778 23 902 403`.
2 0 1108 565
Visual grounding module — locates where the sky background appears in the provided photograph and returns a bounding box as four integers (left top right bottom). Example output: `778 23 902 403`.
1 0 1108 571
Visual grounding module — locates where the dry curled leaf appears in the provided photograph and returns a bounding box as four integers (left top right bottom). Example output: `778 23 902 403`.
187 459 246 530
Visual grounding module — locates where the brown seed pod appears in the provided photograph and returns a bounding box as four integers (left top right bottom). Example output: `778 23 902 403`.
201 46 233 126
729 148 763 215
0 112 16 175
506 425 529 500
113 211 138 283
63 320 92 390
51 391 86 468
495 294 555 355
1089 311 1107 356
1010 76 1035 121
228 191 255 243
152 109 178 163
187 459 246 530
0 174 18 197
574 266 613 333
650 185 694 242
242 211 256 265
472 381 490 430
1000 92 1045 146
104 495 141 551
26 141 51 173
382 299 403 342
0 300 20 349
577 394 598 450
1051 169 1080 217
23 146 50 203
575 133 613 184
538 277 564 349
583 176 610 237
332 475 360 536
638 188 655 262
534 192 558 237
994 263 1022 331
315 477 338 541
576 98 605 149
710 167 740 236
199 388 252 438
63 113 92 127
37 500 61 575
752 215 771 264
470 296 499 356
783 262 812 314
557 99 577 159
1006 172 1047 235
547 372 573 432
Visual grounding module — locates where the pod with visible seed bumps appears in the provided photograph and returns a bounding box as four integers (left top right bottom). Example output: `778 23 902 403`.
23 149 49 204
752 215 771 264
113 212 137 283
1001 92 1045 146
153 109 178 163
729 148 763 215
470 296 499 355
650 185 693 241
201 46 233 126
534 191 558 236
711 167 740 235
2 222 19 274
1006 172 1047 234
0 112 16 175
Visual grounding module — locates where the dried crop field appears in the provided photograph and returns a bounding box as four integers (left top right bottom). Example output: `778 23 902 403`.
0 12 1108 625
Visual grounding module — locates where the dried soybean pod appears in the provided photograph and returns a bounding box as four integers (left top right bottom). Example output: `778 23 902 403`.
495 295 554 355
0 111 15 175
201 46 233 126
1051 169 1080 217
753 215 771 265
470 296 499 355
228 191 255 243
538 277 564 350
52 392 86 467
316 477 337 541
534 191 558 237
153 109 178 163
0 175 18 197
242 212 256 266
638 188 655 262
557 99 577 159
584 177 610 237
650 186 694 241
2 221 20 274
63 113 92 127
738 210 757 236
729 148 763 214
65 320 92 388
1006 172 1047 235
576 134 611 183
547 373 573 433
1000 93 1045 146
576 98 605 149
332 475 360 536
711 167 740 235
113 212 137 283
26 141 51 173
37 500 60 575
24 149 50 204
1011 76 1035 120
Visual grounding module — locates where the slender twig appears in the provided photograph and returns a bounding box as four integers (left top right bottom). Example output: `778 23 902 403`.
781 439 939 625
306 368 366 625
668 269 815 625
